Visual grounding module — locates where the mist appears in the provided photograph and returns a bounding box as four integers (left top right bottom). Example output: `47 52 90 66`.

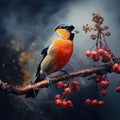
0 0 120 120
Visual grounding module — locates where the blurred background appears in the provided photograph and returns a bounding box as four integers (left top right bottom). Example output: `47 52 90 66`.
0 0 120 120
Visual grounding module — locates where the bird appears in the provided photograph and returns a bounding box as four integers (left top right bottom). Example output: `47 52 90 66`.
25 24 79 98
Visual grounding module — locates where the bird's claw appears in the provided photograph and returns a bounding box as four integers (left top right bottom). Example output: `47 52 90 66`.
46 77 52 88
30 81 34 85
60 70 70 79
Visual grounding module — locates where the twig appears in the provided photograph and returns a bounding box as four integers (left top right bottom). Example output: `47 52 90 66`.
0 64 112 97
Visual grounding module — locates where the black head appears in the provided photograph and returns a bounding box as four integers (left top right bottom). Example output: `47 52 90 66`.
55 24 78 40
55 24 75 32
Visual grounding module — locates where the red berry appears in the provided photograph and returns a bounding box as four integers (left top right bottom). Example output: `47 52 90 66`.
105 54 111 61
107 54 111 59
73 86 80 92
100 89 107 96
101 57 110 63
61 100 67 107
72 81 80 92
57 81 64 88
95 77 101 82
101 51 111 62
67 100 73 107
116 86 120 93
85 50 91 57
113 63 119 71
55 99 62 105
102 50 109 56
98 100 104 105
85 99 92 105
64 87 72 94
55 94 61 99
91 51 100 62
100 81 110 87
91 99 98 105
99 75 106 80
72 81 79 87
92 54 100 62
91 51 98 57
97 48 104 55
117 66 120 73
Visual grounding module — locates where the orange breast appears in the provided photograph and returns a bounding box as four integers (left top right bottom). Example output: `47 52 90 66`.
52 39 73 71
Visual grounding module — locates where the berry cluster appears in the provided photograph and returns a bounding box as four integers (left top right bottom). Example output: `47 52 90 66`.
85 98 104 106
55 95 73 107
82 12 120 108
85 48 112 63
94 75 109 96
84 75 109 106
54 13 120 108
55 80 80 107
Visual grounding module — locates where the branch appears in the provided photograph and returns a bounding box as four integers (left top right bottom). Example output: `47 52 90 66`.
0 64 112 97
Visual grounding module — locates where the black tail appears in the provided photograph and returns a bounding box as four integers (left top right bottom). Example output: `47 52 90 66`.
25 73 45 98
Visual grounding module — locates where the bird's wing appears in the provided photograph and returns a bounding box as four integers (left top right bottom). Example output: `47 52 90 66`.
35 46 49 77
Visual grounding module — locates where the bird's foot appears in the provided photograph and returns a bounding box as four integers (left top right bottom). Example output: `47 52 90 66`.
60 70 73 88
60 70 70 79
31 81 40 97
46 77 52 88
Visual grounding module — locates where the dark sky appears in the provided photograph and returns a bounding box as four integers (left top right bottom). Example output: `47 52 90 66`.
0 0 120 120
